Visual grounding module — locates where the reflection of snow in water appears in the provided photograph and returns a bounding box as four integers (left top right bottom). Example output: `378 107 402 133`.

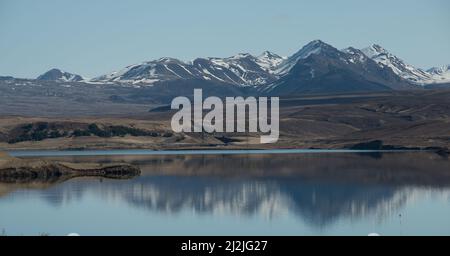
23 176 450 228
123 179 292 219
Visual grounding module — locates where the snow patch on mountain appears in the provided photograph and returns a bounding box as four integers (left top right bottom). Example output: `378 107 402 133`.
256 51 285 73
91 58 200 85
342 47 370 64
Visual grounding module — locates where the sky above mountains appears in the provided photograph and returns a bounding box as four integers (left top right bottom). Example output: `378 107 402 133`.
1 0 449 78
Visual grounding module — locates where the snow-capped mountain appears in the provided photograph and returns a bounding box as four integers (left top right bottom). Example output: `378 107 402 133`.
275 40 333 75
262 41 413 94
193 53 279 86
255 51 285 73
93 53 281 87
427 65 450 83
91 57 201 85
37 68 84 82
361 44 434 85
361 45 450 85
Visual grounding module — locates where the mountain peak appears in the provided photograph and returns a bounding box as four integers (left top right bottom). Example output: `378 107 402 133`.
372 44 385 50
294 40 336 57
37 68 84 82
361 44 434 85
275 40 337 75
48 68 62 73
426 64 450 83
231 53 254 59
427 64 450 75
362 44 389 58
258 51 282 59
307 39 326 46
255 51 284 73
304 39 336 50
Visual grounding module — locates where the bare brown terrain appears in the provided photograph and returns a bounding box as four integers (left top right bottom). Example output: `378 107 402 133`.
0 151 140 182
0 89 449 151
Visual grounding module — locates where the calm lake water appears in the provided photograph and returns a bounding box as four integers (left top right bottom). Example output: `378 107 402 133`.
1 150 450 236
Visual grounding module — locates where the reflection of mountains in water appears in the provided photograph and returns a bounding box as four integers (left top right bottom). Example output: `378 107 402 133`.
120 176 408 227
6 152 449 228
18 175 445 228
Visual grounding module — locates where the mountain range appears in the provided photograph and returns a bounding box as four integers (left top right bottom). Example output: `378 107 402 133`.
90 52 283 87
3 40 450 96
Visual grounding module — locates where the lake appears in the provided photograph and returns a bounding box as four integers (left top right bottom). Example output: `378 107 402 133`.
1 150 450 236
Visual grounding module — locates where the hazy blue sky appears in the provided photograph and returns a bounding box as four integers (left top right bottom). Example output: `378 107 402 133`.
1 0 449 78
